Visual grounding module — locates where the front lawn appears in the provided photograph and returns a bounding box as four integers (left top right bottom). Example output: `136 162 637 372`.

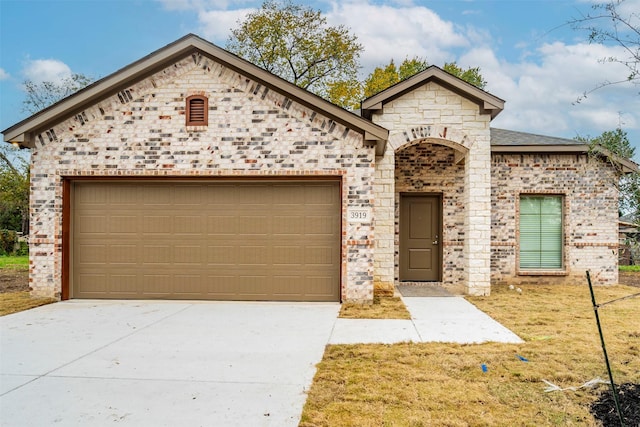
0 255 56 316
301 284 640 426
0 255 29 269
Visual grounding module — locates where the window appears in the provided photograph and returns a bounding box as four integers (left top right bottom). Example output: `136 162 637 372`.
519 195 563 269
186 95 208 126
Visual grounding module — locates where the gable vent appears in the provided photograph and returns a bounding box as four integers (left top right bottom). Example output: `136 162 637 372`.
117 89 133 104
186 95 208 126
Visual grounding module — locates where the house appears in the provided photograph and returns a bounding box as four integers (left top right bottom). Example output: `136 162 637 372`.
3 34 635 303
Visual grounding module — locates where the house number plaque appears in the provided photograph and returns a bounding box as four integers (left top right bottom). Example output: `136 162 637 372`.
347 208 371 223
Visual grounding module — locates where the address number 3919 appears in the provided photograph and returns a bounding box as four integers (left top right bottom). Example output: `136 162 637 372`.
347 209 371 223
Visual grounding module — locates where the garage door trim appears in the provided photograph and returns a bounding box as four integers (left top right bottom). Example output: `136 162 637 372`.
62 176 343 301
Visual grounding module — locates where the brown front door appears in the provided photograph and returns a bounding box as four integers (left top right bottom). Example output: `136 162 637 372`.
400 195 441 281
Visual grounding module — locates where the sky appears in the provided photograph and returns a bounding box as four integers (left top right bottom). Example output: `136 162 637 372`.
1 0 639 159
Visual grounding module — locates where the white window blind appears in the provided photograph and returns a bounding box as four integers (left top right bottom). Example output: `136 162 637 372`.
519 196 563 269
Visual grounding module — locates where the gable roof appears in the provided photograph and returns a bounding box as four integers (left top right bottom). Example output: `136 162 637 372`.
3 34 389 154
360 65 505 120
491 128 638 173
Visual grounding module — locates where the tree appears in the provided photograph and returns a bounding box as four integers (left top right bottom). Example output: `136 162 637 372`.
362 57 428 99
23 73 94 114
576 128 640 221
13 72 94 235
569 0 639 101
226 0 362 102
362 58 487 100
0 145 30 234
443 62 487 89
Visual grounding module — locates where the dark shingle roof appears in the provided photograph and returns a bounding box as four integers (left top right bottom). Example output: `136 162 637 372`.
490 128 580 146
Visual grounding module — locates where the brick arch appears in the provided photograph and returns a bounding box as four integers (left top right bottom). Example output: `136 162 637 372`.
389 125 471 163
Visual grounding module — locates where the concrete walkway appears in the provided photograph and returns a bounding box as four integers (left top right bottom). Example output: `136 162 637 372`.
330 296 523 345
0 296 521 426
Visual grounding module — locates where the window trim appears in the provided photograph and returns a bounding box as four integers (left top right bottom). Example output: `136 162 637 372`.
516 193 568 275
186 95 208 126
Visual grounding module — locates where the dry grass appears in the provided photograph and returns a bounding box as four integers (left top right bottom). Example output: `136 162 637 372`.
339 284 411 319
301 284 640 426
0 291 56 316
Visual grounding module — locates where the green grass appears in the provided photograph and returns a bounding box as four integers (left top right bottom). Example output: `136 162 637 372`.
619 265 640 272
0 255 28 270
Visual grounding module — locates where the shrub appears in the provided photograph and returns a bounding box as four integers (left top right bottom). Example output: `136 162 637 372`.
0 230 27 256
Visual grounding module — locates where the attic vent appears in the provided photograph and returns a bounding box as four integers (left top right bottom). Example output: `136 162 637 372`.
186 95 208 126
117 89 134 104
45 129 57 142
75 112 88 125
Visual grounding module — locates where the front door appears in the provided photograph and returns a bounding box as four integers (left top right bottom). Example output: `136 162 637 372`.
400 195 441 281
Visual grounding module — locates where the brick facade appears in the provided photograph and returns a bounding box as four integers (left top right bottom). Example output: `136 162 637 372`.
28 54 375 301
371 81 492 296
491 152 619 285
6 36 625 302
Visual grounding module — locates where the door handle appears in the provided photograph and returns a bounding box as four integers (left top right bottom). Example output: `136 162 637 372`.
433 234 438 245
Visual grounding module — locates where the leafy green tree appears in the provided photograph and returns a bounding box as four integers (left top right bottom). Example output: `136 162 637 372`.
362 58 487 100
577 128 640 221
0 145 30 234
13 72 93 235
443 62 487 89
362 57 428 99
226 0 362 103
569 0 639 101
23 73 94 114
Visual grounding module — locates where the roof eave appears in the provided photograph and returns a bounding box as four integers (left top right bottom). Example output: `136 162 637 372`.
361 66 504 120
3 34 389 150
491 143 638 173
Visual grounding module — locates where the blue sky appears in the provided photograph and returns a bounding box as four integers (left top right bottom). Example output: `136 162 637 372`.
1 0 639 158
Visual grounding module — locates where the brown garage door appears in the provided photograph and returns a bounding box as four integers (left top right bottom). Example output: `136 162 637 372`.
71 180 341 301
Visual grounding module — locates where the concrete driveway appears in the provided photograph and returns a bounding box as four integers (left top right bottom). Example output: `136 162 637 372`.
0 301 340 427
1 297 521 426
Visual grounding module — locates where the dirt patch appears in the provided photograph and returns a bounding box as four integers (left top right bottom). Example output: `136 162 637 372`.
619 272 640 288
590 383 640 426
0 269 29 293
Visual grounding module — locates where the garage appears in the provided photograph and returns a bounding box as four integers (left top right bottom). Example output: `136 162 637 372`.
71 180 341 301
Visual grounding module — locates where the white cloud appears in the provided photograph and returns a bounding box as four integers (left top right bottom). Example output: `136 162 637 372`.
157 0 640 145
324 1 470 73
480 41 639 140
197 8 254 42
155 0 255 43
0 68 9 80
22 59 72 84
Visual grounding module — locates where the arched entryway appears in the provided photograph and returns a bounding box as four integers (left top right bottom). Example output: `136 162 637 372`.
395 138 467 292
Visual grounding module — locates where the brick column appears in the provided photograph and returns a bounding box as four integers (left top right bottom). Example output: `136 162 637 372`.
373 147 395 288
464 139 491 296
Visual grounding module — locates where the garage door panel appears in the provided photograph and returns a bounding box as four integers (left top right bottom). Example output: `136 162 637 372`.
238 246 268 265
142 245 172 264
143 275 172 294
73 181 340 301
174 245 203 264
273 216 303 235
273 246 303 265
109 215 139 233
207 216 238 235
143 186 173 205
143 216 172 234
305 247 334 265
109 245 139 264
77 215 108 234
174 216 204 234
